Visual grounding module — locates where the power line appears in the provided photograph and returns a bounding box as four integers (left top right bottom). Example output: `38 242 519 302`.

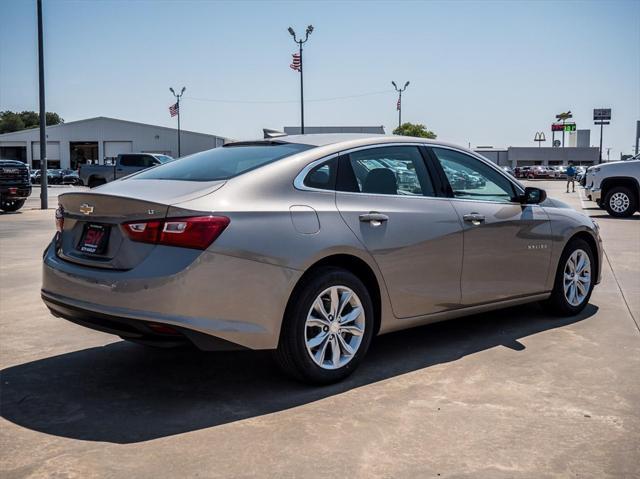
183 89 393 105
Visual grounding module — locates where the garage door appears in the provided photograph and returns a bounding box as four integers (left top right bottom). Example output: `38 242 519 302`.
104 141 133 159
31 141 60 160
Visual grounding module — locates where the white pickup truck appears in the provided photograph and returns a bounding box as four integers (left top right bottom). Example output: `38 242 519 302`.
587 155 640 217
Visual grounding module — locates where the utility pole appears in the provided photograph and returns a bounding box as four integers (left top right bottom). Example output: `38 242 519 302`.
288 25 314 134
170 87 186 157
392 81 410 130
37 0 48 209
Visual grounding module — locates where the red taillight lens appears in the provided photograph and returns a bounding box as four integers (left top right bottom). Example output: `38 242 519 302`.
121 216 229 250
55 206 64 232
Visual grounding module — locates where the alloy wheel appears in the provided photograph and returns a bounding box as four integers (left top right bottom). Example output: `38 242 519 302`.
304 285 365 370
563 249 591 307
609 192 630 214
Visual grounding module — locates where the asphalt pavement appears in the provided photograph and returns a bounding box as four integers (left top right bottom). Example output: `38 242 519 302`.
1 180 638 478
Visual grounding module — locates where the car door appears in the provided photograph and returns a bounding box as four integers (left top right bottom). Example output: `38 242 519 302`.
428 147 553 305
335 144 463 318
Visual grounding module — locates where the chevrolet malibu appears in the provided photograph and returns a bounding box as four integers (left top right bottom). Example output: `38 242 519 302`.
42 135 602 384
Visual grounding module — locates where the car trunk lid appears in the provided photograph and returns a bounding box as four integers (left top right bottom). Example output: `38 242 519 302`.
56 180 225 270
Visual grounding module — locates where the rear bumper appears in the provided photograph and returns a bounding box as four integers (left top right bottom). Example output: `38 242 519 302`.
0 185 31 199
42 242 301 350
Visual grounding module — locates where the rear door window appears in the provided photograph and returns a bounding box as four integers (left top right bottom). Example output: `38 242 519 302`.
337 146 435 196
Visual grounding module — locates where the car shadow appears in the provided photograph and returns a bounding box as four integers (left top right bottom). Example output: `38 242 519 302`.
0 303 597 444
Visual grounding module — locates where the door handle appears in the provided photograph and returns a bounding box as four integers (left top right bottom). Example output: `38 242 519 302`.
463 213 485 225
359 212 389 226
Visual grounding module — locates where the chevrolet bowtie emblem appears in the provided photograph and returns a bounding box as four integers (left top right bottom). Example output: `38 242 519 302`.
79 203 94 215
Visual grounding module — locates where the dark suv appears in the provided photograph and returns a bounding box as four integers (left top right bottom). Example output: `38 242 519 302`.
0 160 32 212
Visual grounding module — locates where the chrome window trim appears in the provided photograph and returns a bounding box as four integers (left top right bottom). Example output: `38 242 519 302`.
294 141 529 205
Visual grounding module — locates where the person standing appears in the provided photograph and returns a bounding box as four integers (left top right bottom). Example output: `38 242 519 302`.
566 162 577 193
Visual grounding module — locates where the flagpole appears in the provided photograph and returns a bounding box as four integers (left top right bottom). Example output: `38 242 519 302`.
170 86 186 157
288 25 313 135
392 81 410 131
299 41 304 135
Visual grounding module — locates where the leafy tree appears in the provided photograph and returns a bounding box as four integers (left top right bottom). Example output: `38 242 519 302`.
0 112 25 134
393 122 437 139
0 110 64 134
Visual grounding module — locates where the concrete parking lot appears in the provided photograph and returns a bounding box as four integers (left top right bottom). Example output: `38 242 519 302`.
1 180 639 478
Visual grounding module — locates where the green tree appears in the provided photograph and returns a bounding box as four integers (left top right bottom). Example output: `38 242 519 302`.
0 111 25 134
0 110 64 134
393 122 437 139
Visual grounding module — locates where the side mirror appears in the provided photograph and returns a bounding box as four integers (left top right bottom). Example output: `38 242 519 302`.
520 186 547 204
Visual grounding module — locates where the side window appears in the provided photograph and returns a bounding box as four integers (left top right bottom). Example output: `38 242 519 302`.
303 158 336 190
431 147 517 202
143 156 159 168
120 155 144 167
337 146 435 197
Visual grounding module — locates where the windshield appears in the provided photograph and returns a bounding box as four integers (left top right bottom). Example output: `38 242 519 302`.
155 155 174 163
134 143 312 181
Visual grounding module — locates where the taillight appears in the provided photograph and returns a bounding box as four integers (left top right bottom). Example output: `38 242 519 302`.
55 206 64 232
121 216 230 250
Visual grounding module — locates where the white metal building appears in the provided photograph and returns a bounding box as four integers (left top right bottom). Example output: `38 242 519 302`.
0 117 227 170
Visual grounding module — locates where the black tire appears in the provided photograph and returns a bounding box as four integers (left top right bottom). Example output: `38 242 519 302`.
275 267 375 384
88 177 106 188
0 198 26 212
542 238 595 317
604 186 637 218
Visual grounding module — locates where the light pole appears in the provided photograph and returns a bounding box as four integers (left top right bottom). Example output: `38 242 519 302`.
170 86 186 157
392 81 410 130
288 25 314 134
37 0 47 209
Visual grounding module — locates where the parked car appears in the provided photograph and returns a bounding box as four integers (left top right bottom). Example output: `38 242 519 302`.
527 166 554 179
588 158 640 217
501 166 515 176
43 135 603 384
0 159 32 212
80 153 173 188
62 170 83 186
514 166 531 178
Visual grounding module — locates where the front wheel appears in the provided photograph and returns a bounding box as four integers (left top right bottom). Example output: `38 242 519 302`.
0 198 26 212
275 267 374 384
604 186 637 218
543 238 595 316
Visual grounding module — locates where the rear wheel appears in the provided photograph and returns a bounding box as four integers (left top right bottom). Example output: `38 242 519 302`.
604 186 637 218
275 267 374 384
543 238 594 316
0 198 26 212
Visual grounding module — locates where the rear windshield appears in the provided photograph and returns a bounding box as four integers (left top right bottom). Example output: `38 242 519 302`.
133 143 312 181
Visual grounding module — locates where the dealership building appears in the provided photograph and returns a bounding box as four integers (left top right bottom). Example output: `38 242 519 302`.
0 117 227 170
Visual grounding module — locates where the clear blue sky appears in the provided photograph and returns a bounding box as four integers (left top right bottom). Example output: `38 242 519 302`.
1 0 639 159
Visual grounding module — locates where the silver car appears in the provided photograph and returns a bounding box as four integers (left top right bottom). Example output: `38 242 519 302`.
42 135 602 384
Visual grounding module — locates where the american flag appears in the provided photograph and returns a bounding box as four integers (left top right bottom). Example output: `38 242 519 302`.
396 98 401 111
290 52 301 72
169 102 179 117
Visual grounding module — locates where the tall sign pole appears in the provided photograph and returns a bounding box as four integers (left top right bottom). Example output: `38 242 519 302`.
170 87 186 157
392 81 410 130
593 109 611 164
37 0 48 209
556 111 572 148
288 25 314 134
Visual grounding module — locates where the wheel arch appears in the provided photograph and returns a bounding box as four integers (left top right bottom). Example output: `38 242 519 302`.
565 231 600 283
601 176 640 201
285 253 383 337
